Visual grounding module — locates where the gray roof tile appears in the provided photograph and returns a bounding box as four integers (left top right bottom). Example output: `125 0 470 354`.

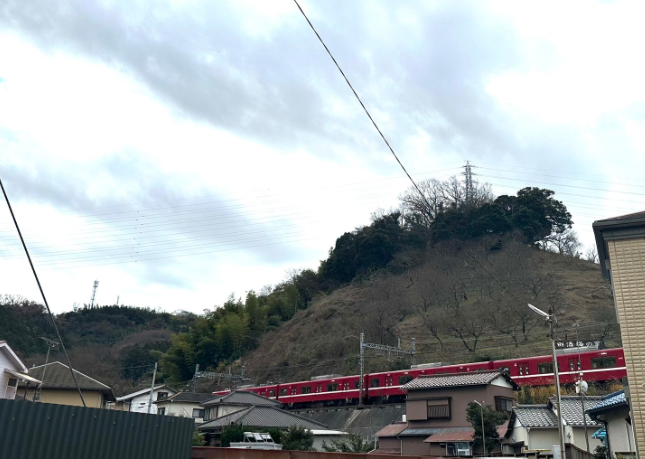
514 405 559 428
551 397 600 426
201 390 281 407
18 361 112 394
402 370 515 390
161 392 214 404
198 406 328 431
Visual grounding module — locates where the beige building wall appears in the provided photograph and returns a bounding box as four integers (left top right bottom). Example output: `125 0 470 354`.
17 388 104 408
607 237 645 456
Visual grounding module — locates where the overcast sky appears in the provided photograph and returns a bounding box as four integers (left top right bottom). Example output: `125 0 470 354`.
1 0 645 314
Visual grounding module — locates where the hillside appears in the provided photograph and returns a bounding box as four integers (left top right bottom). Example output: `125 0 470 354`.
242 237 617 384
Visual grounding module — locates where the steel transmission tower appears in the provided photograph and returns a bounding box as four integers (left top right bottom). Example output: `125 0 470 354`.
463 160 474 206
89 280 99 309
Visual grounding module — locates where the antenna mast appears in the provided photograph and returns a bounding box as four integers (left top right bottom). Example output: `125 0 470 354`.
89 280 99 309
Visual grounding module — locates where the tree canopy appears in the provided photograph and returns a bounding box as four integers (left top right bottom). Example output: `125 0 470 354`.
466 402 508 455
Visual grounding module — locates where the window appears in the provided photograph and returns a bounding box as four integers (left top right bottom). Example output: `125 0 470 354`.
524 365 530 375
343 382 350 390
569 359 575 371
192 408 205 419
591 357 616 369
327 383 338 392
280 388 287 396
291 388 297 395
495 397 514 413
370 379 380 388
156 391 168 400
158 407 166 416
385 377 393 387
427 398 451 419
7 377 17 388
316 385 322 393
538 362 553 374
302 386 311 394
354 381 361 389
519 366 523 375
399 375 413 385
269 390 276 397
446 442 471 456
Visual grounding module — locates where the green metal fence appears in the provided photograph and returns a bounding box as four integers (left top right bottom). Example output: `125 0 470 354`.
0 399 195 459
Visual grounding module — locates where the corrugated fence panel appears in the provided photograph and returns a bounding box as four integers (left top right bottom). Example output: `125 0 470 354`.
0 399 194 459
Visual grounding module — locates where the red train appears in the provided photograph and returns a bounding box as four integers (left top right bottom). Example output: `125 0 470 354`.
213 347 625 408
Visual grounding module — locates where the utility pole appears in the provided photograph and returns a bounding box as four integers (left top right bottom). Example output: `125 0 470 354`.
574 322 591 453
473 400 486 455
34 337 59 402
89 280 99 309
354 332 416 406
528 304 566 459
147 362 157 414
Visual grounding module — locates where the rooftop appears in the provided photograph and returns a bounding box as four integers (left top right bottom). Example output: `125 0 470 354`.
198 405 328 431
201 390 281 407
587 390 627 414
514 405 559 428
551 396 600 426
116 385 176 402
375 422 408 438
156 392 214 404
19 361 114 399
402 370 518 390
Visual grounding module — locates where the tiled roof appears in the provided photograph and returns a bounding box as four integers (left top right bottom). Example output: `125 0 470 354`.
595 211 645 224
551 397 600 426
375 423 408 438
424 428 474 443
398 428 444 437
201 390 281 407
159 392 214 404
116 385 176 401
587 390 627 414
198 405 328 431
402 370 516 390
18 361 113 395
514 405 559 428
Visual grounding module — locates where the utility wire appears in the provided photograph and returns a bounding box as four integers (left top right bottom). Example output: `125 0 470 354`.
0 177 87 407
292 0 434 212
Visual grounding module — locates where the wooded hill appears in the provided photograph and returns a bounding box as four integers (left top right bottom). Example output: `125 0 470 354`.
1 178 618 395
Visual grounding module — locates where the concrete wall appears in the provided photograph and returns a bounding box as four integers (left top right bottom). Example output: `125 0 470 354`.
601 406 637 457
405 383 515 428
17 388 104 408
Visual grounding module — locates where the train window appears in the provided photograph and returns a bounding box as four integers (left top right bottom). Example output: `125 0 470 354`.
591 357 616 369
343 383 349 390
519 366 523 375
327 383 338 392
525 365 530 375
269 390 276 397
302 386 311 394
385 377 393 387
399 375 413 385
280 388 288 396
316 385 322 393
355 381 361 389
370 379 380 388
538 363 553 374
291 388 297 395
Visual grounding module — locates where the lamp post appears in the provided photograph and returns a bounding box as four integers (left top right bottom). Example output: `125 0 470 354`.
528 304 566 459
473 400 486 456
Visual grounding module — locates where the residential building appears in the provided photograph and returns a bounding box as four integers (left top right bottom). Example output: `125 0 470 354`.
374 370 518 456
16 361 115 408
594 211 645 456
154 391 214 422
197 390 330 447
0 340 40 399
113 385 177 413
587 390 637 458
505 396 602 455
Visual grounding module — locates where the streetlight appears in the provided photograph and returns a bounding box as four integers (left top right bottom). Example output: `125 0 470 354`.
473 400 486 456
528 304 566 459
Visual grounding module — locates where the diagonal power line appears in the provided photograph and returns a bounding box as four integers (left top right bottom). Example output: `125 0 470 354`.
292 0 433 210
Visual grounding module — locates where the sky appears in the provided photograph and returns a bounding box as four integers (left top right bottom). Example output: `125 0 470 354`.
1 0 645 314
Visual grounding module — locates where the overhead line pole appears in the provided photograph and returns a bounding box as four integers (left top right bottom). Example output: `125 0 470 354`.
0 177 87 407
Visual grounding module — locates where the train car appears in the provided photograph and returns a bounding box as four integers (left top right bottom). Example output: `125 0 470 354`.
212 347 627 407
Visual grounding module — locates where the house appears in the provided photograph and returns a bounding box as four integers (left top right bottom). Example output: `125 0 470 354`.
0 340 41 399
154 391 214 422
113 385 177 413
505 396 603 456
374 370 518 456
16 361 115 408
197 390 330 447
593 211 645 456
587 390 636 458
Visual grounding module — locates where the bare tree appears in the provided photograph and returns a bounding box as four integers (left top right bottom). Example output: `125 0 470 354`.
584 246 599 264
544 229 581 256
